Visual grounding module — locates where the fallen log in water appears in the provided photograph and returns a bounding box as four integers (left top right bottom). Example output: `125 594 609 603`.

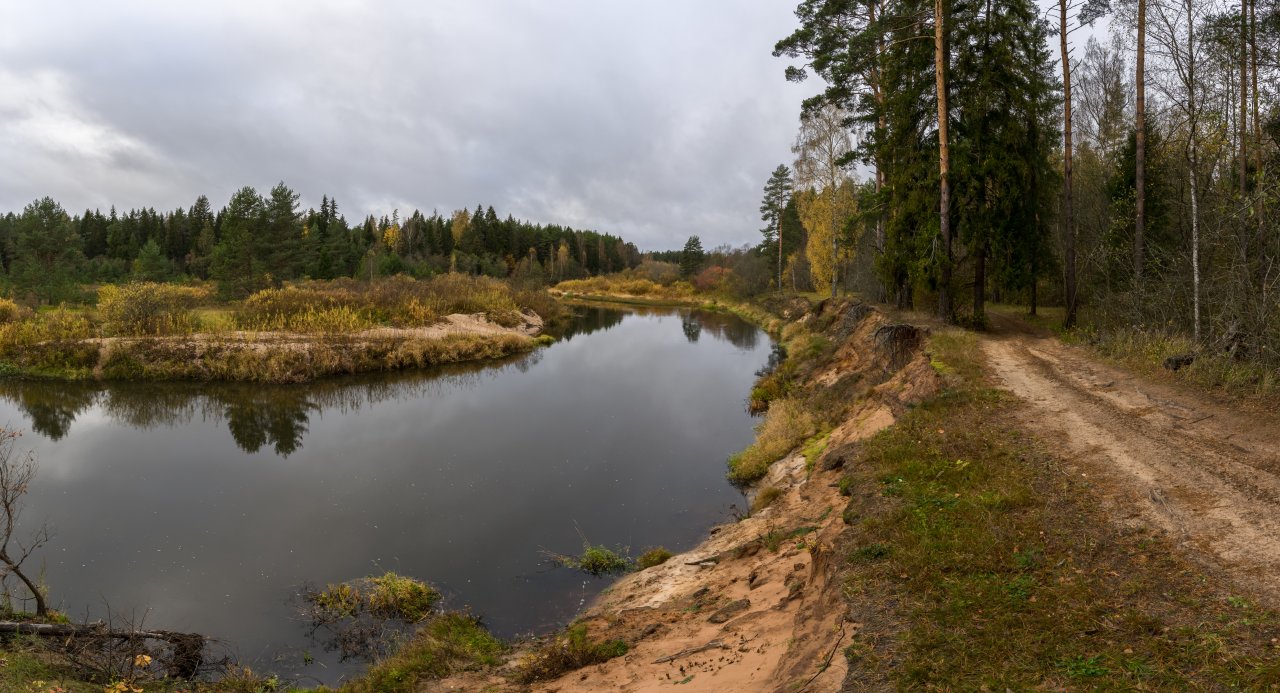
0 621 205 678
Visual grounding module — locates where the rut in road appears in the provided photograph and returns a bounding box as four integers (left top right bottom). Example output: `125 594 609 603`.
982 325 1280 605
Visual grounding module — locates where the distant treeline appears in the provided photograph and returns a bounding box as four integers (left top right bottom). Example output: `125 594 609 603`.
0 183 642 301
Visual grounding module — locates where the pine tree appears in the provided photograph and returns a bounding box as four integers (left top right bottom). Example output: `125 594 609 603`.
12 197 81 304
132 239 173 281
760 164 794 291
680 236 705 278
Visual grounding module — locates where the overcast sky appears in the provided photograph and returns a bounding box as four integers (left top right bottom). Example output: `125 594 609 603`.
0 1 824 251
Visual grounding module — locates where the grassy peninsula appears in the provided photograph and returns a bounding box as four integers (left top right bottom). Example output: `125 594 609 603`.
0 275 562 383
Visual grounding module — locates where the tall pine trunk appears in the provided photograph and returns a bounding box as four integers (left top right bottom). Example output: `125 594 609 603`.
1251 0 1262 223
872 0 888 303
777 218 784 293
1135 0 1147 285
934 0 953 323
1187 0 1201 343
1061 0 1078 328
1240 0 1249 194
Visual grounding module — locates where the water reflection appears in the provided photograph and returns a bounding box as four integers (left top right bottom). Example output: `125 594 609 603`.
562 302 759 351
682 315 702 343
0 306 758 457
0 305 772 684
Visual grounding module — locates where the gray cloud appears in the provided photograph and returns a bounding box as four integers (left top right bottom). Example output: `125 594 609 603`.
0 0 821 251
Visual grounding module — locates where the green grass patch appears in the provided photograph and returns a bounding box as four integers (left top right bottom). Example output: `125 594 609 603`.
801 429 831 470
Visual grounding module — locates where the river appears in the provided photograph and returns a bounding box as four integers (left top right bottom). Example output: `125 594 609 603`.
0 304 772 684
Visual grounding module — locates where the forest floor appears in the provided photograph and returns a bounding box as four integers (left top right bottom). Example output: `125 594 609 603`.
983 311 1280 608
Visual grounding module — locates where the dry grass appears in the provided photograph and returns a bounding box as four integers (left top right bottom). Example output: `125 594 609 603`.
727 397 817 484
98 332 535 383
236 275 526 333
0 298 31 325
556 275 696 300
751 485 783 512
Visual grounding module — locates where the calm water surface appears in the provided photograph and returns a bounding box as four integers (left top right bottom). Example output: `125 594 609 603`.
0 305 771 684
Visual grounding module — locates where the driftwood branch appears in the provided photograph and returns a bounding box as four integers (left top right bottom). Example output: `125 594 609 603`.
0 621 206 678
653 638 727 664
0 620 197 641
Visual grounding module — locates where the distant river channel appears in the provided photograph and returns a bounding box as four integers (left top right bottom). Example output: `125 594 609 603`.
0 304 772 685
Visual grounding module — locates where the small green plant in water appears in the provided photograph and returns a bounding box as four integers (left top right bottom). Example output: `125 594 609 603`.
305 571 440 624
368 571 441 621
572 545 630 576
548 527 632 576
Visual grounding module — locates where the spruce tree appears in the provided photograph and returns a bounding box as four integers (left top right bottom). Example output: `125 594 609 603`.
211 186 265 297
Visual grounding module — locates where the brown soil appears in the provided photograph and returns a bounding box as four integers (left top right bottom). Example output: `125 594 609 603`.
983 314 1280 606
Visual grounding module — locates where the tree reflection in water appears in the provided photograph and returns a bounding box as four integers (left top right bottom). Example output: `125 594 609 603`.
0 305 650 455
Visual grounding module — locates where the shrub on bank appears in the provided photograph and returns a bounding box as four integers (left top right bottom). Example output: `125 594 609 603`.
0 298 29 324
97 282 208 336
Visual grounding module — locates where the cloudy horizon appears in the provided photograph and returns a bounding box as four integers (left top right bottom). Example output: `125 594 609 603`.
0 1 823 252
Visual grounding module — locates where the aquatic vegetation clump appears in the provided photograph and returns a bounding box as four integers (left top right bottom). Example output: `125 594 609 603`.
305 571 441 625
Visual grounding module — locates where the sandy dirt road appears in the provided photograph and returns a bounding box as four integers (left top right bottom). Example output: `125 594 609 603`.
983 317 1280 604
